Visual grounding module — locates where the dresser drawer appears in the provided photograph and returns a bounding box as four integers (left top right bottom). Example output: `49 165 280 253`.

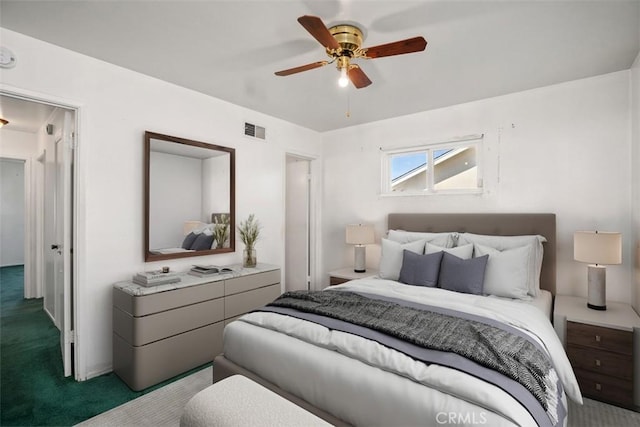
225 269 280 296
113 321 223 391
574 368 634 407
567 321 632 355
113 297 224 346
114 281 225 317
567 344 632 381
225 283 281 319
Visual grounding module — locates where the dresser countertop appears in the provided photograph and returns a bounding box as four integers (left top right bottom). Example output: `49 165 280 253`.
114 263 280 296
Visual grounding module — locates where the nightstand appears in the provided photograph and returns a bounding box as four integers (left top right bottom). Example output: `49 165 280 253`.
328 267 379 286
554 295 640 409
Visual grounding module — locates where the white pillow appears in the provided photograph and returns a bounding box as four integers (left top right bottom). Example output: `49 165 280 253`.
457 233 545 296
387 230 456 248
474 244 531 300
379 238 426 281
426 242 473 259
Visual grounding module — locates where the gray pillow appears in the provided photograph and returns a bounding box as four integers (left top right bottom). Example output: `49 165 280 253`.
181 232 198 249
438 252 489 295
398 250 443 287
190 233 214 251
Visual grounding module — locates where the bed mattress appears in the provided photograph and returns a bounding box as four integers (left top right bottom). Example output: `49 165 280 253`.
223 279 580 427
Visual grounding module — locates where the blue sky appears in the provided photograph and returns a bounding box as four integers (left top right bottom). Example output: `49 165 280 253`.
391 149 451 180
391 153 426 180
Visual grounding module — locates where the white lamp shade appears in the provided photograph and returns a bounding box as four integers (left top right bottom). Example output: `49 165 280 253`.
574 231 622 265
346 224 375 245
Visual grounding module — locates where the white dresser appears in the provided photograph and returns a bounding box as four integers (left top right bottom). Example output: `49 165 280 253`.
113 264 281 390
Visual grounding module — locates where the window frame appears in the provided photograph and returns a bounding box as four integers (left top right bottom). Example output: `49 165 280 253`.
380 135 484 196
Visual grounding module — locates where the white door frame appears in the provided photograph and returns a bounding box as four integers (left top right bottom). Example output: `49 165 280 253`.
284 151 320 291
1 85 83 380
285 155 310 291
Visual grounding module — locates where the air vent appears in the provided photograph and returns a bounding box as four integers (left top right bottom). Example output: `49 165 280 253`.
244 122 266 140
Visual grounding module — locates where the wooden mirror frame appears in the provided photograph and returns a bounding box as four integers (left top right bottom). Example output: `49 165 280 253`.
144 131 236 262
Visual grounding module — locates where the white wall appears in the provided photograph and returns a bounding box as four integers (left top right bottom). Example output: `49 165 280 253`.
0 128 39 158
0 128 38 290
322 71 633 303
0 158 25 266
631 51 640 313
149 151 203 249
202 154 231 220
0 28 323 380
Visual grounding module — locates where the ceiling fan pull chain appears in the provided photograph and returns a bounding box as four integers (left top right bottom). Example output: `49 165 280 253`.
346 92 351 118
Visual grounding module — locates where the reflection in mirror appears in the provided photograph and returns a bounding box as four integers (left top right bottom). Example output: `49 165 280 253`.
144 131 235 262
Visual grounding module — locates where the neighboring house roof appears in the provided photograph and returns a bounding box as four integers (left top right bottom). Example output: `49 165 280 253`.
392 147 467 187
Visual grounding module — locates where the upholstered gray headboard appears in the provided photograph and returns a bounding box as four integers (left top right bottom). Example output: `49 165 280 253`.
387 213 556 295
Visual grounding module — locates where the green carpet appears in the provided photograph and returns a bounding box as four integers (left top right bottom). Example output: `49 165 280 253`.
0 265 209 426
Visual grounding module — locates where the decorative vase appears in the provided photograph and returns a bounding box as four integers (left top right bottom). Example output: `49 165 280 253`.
243 247 257 268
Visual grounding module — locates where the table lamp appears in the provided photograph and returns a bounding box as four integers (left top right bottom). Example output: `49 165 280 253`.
346 224 375 273
183 220 202 235
574 231 622 310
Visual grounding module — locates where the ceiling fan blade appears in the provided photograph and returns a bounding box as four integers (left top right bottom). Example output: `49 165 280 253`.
363 36 427 59
348 65 372 89
275 61 328 76
297 15 340 50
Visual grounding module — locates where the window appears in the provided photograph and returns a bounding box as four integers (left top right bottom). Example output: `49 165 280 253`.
381 135 483 195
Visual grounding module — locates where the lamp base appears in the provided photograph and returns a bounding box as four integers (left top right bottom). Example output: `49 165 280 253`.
587 264 607 311
353 245 366 273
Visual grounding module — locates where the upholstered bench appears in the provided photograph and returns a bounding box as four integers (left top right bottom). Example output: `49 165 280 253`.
180 374 332 427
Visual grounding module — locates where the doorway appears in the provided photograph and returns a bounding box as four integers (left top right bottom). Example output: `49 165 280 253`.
0 93 78 379
285 154 314 291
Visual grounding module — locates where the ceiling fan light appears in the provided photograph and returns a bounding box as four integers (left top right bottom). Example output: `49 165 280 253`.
0 118 8 128
338 66 349 87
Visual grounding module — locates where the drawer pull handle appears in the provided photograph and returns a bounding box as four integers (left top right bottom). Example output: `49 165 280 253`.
595 359 601 367
595 383 602 391
595 335 601 342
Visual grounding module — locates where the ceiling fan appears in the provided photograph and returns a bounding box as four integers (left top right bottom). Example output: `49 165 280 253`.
275 15 427 89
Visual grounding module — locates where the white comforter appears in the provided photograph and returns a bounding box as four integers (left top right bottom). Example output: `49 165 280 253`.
225 279 582 427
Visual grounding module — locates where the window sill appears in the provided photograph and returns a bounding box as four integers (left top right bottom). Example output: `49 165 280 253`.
379 189 484 198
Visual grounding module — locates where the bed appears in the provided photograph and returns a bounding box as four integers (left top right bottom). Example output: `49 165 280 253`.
212 213 582 427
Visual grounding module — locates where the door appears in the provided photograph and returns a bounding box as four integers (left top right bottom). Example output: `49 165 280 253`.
285 156 311 291
53 110 73 377
2 93 78 379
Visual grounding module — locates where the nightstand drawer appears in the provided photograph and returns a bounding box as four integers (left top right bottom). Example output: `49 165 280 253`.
567 345 632 380
567 321 632 355
574 368 634 407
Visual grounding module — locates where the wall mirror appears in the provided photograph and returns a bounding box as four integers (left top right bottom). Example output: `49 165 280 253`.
144 131 235 262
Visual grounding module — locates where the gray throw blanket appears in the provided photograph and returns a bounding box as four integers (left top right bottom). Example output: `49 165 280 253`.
267 290 560 425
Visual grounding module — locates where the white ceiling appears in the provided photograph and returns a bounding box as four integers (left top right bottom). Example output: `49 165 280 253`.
1 0 639 132
0 95 55 133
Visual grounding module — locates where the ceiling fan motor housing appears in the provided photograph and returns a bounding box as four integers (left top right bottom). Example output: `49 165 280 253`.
328 25 364 57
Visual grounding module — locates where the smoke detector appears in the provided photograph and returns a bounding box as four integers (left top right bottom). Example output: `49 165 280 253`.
0 47 17 69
